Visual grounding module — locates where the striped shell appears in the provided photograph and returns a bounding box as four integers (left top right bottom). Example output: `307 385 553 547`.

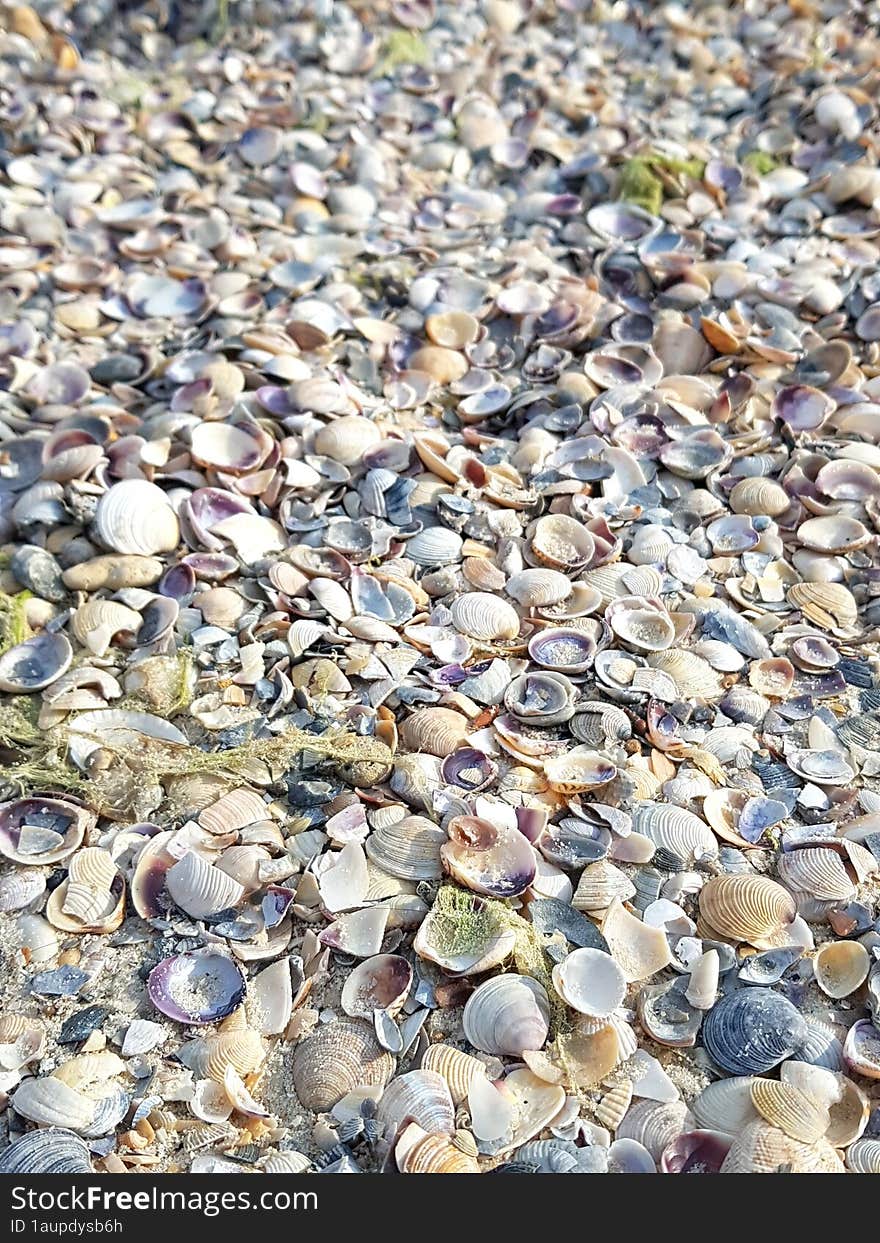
93 479 180 556
777 848 856 901
573 859 636 912
846 1138 880 1173
291 1019 396 1111
376 1070 455 1141
786 582 858 632
165 851 245 920
71 599 142 656
645 650 724 699
505 569 572 607
699 874 796 945
702 988 807 1076
421 1044 488 1105
596 1079 633 1131
450 592 520 641
364 814 446 880
0 1128 92 1174
179 1027 266 1083
11 1077 96 1132
616 1100 693 1159
462 974 550 1057
396 1123 480 1173
405 527 464 568
399 707 470 757
728 477 791 517
632 803 718 861
691 1077 759 1136
749 1079 830 1143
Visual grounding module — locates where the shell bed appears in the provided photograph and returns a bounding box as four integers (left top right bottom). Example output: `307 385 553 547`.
1 0 880 1176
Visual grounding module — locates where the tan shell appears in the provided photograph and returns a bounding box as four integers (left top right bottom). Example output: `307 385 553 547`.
51 1050 124 1090
813 940 870 998
777 848 856 902
617 1099 693 1159
67 846 117 893
555 1020 620 1089
450 592 521 642
365 813 446 880
606 596 675 652
749 1079 830 1143
573 859 636 912
11 1077 95 1131
46 876 124 934
645 650 724 700
399 707 470 757
720 1119 803 1174
291 1019 396 1111
787 582 858 632
728 477 791 517
71 600 143 657
691 1077 759 1136
543 746 617 793
395 1122 480 1173
596 1079 633 1131
699 874 797 945
505 569 572 607
199 788 268 834
313 415 381 465
179 1025 266 1083
601 898 673 981
421 1043 488 1105
93 479 180 557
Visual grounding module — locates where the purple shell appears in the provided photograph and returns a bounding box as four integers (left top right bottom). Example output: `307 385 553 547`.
147 952 246 1025
440 747 498 792
661 1130 732 1174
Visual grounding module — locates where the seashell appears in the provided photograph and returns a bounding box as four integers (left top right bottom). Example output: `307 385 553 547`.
0 1128 92 1174
660 1130 732 1174
441 816 535 898
702 988 808 1075
527 626 597 674
247 960 293 1036
777 848 856 900
504 671 576 727
572 860 636 912
395 1123 480 1174
781 1062 868 1148
130 830 177 919
632 804 718 862
147 952 246 1025
617 1099 693 1159
543 747 617 793
749 1079 829 1143
691 1077 759 1136
179 1022 265 1084
718 1119 800 1174
165 851 245 920
685 949 719 1010
422 1044 488 1105
405 527 464 568
462 974 550 1057
262 1152 312 1174
737 946 802 985
699 874 796 946
365 814 446 880
450 592 520 642
399 707 470 757
596 1080 633 1132
843 1020 880 1079
787 582 858 633
93 480 179 556
314 416 381 465
552 947 626 1018
291 1019 396 1110
320 906 389 958
601 899 673 982
506 569 572 608
813 940 870 999
645 649 724 700
728 477 790 517
846 1139 880 1173
530 514 595 571
0 798 91 866
0 631 73 694
606 596 675 651
12 1077 96 1133
376 1070 455 1141
0 867 46 913
440 748 498 793
341 954 413 1019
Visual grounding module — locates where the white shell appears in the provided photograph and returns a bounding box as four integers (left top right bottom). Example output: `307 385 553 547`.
165 851 245 920
93 480 180 556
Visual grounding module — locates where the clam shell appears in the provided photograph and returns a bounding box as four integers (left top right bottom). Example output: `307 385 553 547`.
12 1077 96 1132
728 478 790 517
462 974 550 1057
813 940 870 999
786 582 858 633
147 952 246 1025
340 953 413 1019
165 851 246 920
291 1019 396 1110
0 631 73 693
552 947 626 1017
395 1123 480 1173
691 1077 759 1137
846 1139 880 1173
399 708 470 757
606 596 675 651
450 592 520 642
93 480 179 556
749 1079 830 1143
365 814 446 880
702 987 808 1075
617 1099 693 1159
544 747 617 793
0 1128 92 1174
777 847 856 900
572 859 636 912
0 798 91 866
506 569 572 607
421 1044 488 1105
699 874 797 945
376 1069 455 1141
632 804 718 861
441 816 536 898
596 1080 633 1132
531 514 595 571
